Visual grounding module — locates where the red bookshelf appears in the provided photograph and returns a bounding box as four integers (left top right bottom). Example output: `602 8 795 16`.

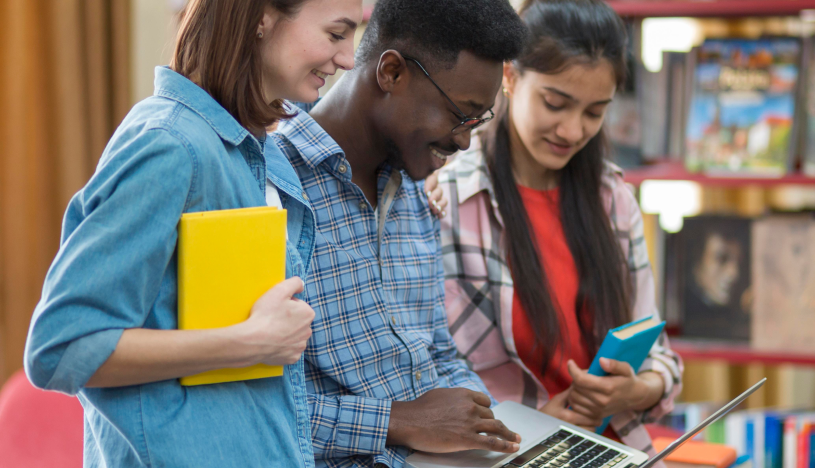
623 160 815 187
607 0 815 18
671 339 815 366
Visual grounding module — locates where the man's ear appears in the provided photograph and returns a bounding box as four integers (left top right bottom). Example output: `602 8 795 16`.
376 50 409 93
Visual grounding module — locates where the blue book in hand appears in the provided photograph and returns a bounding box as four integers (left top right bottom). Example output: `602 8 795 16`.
587 315 666 434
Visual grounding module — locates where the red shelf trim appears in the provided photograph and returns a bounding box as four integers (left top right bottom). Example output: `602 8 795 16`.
607 0 815 18
623 161 815 187
671 339 815 366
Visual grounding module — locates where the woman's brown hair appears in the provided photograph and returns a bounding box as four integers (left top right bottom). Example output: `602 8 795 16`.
171 0 307 136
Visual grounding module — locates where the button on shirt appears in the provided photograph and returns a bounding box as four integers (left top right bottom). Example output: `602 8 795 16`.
275 107 493 468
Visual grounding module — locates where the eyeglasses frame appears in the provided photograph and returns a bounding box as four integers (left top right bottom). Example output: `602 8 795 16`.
401 54 495 135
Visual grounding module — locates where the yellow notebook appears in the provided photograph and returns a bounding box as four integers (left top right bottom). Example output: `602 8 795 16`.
177 206 287 386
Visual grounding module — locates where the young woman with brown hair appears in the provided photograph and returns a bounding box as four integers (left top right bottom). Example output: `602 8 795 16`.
436 0 683 463
25 1 360 466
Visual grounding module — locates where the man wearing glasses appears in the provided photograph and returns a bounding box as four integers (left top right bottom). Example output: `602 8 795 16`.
271 0 526 466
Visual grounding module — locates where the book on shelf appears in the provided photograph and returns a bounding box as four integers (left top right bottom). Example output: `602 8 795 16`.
639 56 670 160
658 404 815 468
679 216 752 342
607 21 643 169
802 36 815 177
751 214 815 353
685 38 801 177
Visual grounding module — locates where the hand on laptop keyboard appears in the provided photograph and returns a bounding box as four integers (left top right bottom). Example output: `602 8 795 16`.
387 388 522 454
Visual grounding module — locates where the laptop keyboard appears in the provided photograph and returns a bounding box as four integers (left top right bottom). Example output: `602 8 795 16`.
503 428 632 468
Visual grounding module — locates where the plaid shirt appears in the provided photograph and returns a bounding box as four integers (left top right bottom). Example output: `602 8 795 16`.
274 108 492 468
437 141 683 468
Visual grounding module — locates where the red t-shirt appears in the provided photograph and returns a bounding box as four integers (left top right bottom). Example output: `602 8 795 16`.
511 185 618 440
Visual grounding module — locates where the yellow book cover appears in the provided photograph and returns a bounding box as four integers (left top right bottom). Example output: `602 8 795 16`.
177 206 286 386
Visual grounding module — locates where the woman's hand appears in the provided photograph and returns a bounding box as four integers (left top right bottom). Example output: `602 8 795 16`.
566 358 665 421
237 277 316 366
87 277 316 388
425 172 447 218
540 388 603 431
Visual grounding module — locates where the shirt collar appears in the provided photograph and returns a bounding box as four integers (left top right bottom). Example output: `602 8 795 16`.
152 66 256 149
276 102 345 170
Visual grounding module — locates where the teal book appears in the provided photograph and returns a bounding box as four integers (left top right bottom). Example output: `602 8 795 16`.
588 315 665 434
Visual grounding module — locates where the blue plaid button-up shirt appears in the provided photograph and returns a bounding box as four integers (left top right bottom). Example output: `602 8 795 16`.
274 107 492 468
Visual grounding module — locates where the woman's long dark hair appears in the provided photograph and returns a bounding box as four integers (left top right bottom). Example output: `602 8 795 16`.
482 0 632 372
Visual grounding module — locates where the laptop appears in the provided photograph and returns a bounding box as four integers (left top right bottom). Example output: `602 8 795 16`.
407 378 766 468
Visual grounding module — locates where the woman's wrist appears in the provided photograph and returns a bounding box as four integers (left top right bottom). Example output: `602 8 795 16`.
630 371 665 411
223 322 266 368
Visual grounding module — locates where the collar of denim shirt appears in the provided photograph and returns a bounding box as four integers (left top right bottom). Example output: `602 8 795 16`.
152 66 265 155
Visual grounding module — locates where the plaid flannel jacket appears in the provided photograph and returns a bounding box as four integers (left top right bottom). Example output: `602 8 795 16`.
437 141 683 467
274 108 493 468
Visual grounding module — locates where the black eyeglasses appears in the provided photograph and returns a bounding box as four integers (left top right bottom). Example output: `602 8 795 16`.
402 55 494 135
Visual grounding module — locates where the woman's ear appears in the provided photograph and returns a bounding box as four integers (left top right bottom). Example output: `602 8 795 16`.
258 5 282 39
503 62 518 96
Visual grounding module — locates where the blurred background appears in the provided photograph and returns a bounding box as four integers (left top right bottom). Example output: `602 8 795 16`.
2 1 815 466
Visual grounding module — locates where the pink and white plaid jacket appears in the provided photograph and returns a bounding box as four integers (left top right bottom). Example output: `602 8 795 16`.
437 141 683 464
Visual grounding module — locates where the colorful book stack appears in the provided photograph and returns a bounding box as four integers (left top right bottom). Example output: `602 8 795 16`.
657 404 815 468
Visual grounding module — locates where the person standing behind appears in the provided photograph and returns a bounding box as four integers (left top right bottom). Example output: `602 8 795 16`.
436 0 682 463
24 0 360 466
272 0 527 466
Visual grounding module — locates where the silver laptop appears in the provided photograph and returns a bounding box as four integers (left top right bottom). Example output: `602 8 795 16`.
407 378 766 468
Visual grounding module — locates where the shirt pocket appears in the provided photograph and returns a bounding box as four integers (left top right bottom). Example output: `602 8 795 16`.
381 237 438 327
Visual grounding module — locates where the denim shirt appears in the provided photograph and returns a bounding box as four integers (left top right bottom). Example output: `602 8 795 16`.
24 67 315 468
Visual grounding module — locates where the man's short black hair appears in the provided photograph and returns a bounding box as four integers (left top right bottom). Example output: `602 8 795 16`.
356 0 527 70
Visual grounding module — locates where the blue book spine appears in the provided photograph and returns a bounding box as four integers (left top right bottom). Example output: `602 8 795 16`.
765 414 783 468
809 429 815 468
747 419 756 467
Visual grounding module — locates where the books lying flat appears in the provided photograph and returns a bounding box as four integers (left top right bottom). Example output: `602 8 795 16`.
177 206 287 386
653 437 737 468
589 315 666 433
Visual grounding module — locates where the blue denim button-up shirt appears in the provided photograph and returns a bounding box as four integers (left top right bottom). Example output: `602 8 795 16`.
24 67 315 468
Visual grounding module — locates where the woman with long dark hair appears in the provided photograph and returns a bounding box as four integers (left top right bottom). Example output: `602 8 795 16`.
437 0 682 459
25 0 360 466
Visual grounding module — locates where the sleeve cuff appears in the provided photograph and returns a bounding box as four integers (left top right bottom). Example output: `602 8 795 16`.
46 328 124 395
334 396 392 455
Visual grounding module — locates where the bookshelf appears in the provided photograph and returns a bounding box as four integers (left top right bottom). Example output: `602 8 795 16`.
615 0 815 414
671 339 815 367
607 0 815 18
624 161 815 187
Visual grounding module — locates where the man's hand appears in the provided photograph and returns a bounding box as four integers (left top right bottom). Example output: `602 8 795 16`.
539 388 603 432
387 388 521 454
425 172 447 218
566 358 665 421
